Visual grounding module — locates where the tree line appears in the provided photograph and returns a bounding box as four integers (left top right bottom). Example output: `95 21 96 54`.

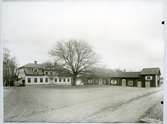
3 48 17 86
3 39 124 86
3 39 97 86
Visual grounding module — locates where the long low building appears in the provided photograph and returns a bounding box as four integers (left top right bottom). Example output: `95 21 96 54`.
84 68 161 88
16 61 161 88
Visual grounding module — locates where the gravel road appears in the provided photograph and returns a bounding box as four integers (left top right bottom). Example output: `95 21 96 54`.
4 86 163 123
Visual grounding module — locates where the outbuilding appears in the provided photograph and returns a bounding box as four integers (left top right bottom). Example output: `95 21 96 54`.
85 68 161 88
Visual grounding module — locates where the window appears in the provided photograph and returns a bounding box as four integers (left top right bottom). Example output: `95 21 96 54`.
40 78 43 83
28 78 31 83
67 78 70 82
34 78 37 83
128 81 133 86
111 80 117 84
50 72 53 75
45 72 48 75
63 78 66 82
45 78 48 82
55 78 57 82
33 68 38 73
145 76 153 80
59 78 61 82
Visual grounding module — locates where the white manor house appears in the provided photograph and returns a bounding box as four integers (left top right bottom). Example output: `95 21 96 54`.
16 61 75 86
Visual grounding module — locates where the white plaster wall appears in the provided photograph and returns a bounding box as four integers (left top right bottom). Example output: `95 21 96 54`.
76 79 84 85
25 76 72 85
52 77 71 85
25 76 50 85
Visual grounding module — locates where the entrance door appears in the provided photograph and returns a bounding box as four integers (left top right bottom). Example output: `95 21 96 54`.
145 81 150 88
122 79 126 86
137 81 142 87
22 80 25 86
99 79 103 85
50 78 54 84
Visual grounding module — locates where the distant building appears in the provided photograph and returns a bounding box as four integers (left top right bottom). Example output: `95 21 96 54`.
16 61 161 88
16 61 72 86
86 68 161 88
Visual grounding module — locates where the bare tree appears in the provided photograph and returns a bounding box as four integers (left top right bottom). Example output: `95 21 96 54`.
49 39 98 86
3 48 17 86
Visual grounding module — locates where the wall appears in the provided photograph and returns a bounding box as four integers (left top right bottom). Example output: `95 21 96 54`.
53 77 72 85
76 79 84 85
143 75 156 87
25 76 72 85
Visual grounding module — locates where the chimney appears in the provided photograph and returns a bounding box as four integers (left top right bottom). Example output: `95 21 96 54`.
34 61 38 64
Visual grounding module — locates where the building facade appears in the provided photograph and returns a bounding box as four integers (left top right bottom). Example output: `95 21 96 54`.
16 61 161 88
85 68 161 88
16 61 72 86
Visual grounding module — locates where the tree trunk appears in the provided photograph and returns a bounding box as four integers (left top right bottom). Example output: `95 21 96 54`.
72 75 77 86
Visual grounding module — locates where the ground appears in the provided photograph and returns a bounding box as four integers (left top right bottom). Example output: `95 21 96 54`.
4 85 163 123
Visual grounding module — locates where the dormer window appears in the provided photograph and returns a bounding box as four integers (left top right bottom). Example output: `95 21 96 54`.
33 68 38 73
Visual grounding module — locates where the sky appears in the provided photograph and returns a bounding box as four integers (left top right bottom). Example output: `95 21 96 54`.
1 0 164 72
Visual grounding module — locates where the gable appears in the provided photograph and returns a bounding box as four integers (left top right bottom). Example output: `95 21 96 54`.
140 68 161 75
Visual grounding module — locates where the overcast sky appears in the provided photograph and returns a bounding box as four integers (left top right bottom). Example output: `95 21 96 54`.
2 0 164 72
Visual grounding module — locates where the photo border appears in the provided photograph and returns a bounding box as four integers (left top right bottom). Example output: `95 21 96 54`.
0 0 166 124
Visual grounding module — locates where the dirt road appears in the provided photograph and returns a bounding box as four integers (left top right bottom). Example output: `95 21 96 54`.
4 86 163 123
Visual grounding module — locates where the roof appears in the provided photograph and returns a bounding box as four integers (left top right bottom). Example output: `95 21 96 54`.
140 68 161 75
112 72 141 78
58 69 72 77
18 63 161 78
18 63 72 76
19 63 43 69
24 68 44 76
84 68 161 79
42 64 72 76
84 70 140 79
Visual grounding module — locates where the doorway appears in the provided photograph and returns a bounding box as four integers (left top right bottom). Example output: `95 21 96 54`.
122 79 126 87
137 81 142 87
22 80 25 86
145 81 150 88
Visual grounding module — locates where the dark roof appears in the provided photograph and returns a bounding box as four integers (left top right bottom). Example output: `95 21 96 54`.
111 72 140 78
84 68 161 79
140 68 161 75
58 69 72 77
18 63 161 78
19 63 43 69
19 63 72 76
84 70 140 79
42 64 72 76
24 68 44 76
42 64 62 69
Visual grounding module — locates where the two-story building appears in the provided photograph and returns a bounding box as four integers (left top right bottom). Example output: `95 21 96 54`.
16 61 72 86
